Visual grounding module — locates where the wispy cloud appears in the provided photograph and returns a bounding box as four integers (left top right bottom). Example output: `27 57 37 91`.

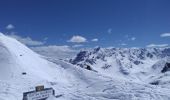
31 45 78 59
146 44 168 48
32 45 75 52
72 44 83 48
125 35 136 41
91 38 98 42
6 24 15 30
107 28 112 34
68 35 87 43
160 33 170 37
120 43 127 46
131 37 136 41
7 33 44 46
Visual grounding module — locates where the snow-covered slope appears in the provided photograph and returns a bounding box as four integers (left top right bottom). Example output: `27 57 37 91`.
70 47 170 84
0 33 91 99
0 33 68 99
1 33 170 100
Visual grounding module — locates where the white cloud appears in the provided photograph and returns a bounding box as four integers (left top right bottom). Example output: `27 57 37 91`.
8 33 44 46
32 45 74 52
68 35 87 43
146 44 168 48
106 46 115 49
125 35 136 41
72 44 83 48
120 43 127 46
31 45 78 59
6 24 15 30
131 37 136 41
160 33 170 37
91 38 98 42
108 28 112 34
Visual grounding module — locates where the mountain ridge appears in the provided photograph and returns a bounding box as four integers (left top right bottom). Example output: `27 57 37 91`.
70 47 170 84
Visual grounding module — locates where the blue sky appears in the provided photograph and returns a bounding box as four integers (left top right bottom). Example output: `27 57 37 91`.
0 0 170 48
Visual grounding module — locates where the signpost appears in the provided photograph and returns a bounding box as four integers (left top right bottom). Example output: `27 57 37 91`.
36 85 44 91
23 86 55 100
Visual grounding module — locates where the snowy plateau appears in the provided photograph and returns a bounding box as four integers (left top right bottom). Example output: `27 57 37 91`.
1 33 170 100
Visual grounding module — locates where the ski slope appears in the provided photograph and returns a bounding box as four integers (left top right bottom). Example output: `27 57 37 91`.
0 33 170 100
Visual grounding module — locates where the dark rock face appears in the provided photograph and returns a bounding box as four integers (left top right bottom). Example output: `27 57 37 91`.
93 47 101 54
102 64 111 69
85 59 95 65
150 81 159 85
161 63 170 73
147 53 153 58
22 72 27 75
134 60 141 65
71 51 88 64
162 48 170 57
86 65 92 70
138 49 146 60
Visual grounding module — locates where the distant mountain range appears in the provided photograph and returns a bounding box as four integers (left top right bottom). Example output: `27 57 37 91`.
70 47 170 85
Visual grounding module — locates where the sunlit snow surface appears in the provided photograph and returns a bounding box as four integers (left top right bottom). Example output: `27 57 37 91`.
0 33 170 100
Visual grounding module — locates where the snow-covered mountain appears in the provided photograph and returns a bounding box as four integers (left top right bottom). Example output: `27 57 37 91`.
0 33 106 99
70 47 170 85
1 33 170 100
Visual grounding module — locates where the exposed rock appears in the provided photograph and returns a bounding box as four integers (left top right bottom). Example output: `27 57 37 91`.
161 63 170 73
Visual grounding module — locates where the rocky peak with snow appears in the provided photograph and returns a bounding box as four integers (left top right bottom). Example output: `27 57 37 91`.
70 47 170 83
70 47 170 67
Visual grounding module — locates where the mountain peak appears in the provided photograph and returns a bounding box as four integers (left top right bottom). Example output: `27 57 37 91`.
70 47 170 82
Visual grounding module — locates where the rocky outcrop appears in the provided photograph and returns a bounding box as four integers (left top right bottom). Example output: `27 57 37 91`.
161 63 170 73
